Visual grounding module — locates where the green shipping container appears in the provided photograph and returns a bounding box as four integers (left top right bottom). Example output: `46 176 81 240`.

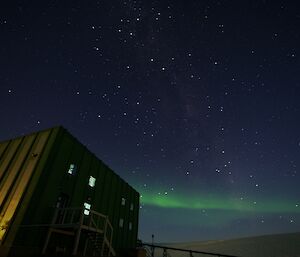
0 126 140 257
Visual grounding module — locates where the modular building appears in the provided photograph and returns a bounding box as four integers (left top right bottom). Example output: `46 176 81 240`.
0 126 139 256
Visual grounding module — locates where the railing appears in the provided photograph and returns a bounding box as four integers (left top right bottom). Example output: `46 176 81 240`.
40 207 115 256
138 243 242 257
51 207 113 243
141 245 153 257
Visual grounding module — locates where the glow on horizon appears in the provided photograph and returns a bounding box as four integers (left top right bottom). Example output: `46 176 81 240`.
140 191 300 213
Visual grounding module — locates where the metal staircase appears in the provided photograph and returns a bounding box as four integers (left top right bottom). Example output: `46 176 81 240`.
42 207 115 256
87 231 104 254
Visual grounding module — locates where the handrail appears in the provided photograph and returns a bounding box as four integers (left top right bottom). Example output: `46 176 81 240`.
89 209 107 219
139 243 242 257
22 207 110 230
52 207 106 218
38 207 115 256
139 245 153 257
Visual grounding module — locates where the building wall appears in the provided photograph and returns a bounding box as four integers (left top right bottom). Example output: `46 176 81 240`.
0 127 59 256
0 126 139 255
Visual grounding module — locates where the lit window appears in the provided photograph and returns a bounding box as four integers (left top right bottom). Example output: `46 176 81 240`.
129 222 132 230
121 198 126 206
68 164 77 175
84 202 91 215
119 218 124 228
88 176 96 187
130 203 134 211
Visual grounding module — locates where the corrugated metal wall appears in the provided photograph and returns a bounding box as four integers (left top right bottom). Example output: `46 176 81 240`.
0 128 55 245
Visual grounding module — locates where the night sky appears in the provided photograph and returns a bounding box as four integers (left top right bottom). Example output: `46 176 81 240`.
1 1 300 243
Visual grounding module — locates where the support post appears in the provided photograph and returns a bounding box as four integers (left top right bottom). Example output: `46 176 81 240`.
42 207 59 254
101 217 108 257
42 229 52 254
83 237 89 256
72 209 84 255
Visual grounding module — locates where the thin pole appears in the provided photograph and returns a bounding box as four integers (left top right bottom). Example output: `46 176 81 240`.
151 234 154 257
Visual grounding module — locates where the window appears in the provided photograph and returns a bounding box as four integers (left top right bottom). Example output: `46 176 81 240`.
83 202 91 215
129 222 132 231
121 198 126 206
130 203 134 211
88 176 96 187
68 164 77 175
119 218 124 228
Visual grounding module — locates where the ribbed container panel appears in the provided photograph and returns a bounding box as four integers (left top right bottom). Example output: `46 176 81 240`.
0 129 52 243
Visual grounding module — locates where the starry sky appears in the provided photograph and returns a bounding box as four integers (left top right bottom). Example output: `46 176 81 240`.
1 1 300 243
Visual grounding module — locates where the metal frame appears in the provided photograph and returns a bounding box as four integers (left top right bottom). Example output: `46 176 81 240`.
41 207 115 256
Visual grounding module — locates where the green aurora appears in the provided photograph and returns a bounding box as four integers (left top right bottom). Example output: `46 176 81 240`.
139 191 300 214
